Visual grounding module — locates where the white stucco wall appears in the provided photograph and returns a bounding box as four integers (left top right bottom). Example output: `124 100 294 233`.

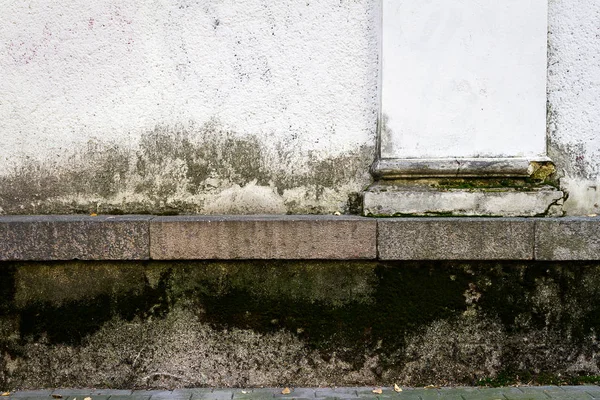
381 0 548 160
0 0 598 216
548 0 600 215
0 0 379 214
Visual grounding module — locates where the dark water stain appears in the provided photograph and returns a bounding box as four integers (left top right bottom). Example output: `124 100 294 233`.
0 121 374 215
5 261 600 388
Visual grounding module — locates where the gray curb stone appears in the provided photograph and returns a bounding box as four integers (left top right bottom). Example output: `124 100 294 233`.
0 215 599 261
149 215 377 260
378 218 534 260
536 218 600 260
0 215 151 261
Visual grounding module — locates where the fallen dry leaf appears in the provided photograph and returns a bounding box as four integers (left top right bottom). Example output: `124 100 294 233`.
394 384 402 392
90 213 98 217
84 397 92 400
241 391 248 394
281 388 291 395
424 385 440 389
52 395 63 399
372 388 383 394
1 393 10 396
589 214 598 217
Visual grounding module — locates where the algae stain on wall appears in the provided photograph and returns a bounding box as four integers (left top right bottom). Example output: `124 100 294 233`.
6 261 600 388
0 121 375 215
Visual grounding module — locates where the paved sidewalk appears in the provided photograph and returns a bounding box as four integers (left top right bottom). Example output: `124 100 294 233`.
3 386 600 400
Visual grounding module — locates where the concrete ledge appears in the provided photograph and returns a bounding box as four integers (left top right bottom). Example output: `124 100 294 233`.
536 217 600 261
0 215 599 261
371 157 540 179
150 215 377 260
363 185 564 217
378 218 534 260
0 215 151 261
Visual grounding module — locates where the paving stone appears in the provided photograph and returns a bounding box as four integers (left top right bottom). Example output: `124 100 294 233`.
192 390 233 400
108 396 150 400
232 389 277 400
173 390 211 400
7 398 54 400
315 388 358 399
231 389 262 400
51 390 97 397
509 386 555 399
131 392 169 398
5 398 55 400
273 388 315 399
386 389 422 400
53 390 127 397
0 215 151 261
7 391 54 398
150 215 377 260
535 218 600 260
148 391 192 400
561 386 600 394
94 391 133 396
467 387 529 400
355 388 421 399
437 387 479 400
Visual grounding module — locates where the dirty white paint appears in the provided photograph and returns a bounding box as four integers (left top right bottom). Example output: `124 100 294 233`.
381 0 548 159
548 0 600 215
0 0 378 175
1 0 599 216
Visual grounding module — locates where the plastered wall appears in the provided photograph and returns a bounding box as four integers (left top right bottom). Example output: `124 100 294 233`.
0 0 598 215
0 0 378 215
548 0 600 215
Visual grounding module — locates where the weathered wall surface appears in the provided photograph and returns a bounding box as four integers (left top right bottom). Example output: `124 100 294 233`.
1 0 599 216
3 261 600 389
0 1 378 215
548 0 600 216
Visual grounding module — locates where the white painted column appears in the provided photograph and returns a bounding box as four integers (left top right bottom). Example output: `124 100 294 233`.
376 0 549 177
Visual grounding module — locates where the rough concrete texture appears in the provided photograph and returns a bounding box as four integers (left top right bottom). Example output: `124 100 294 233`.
363 185 564 217
150 216 376 260
547 0 600 216
0 0 378 216
0 215 151 261
536 217 600 261
4 261 600 389
378 219 533 260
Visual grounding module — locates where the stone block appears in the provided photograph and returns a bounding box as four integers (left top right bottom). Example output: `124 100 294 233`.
0 216 151 261
364 185 564 217
378 218 534 260
150 216 376 260
536 217 600 260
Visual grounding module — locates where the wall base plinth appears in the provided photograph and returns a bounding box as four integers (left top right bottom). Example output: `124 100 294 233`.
364 157 564 217
363 183 564 217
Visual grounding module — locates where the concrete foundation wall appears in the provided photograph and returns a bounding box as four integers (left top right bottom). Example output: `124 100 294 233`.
3 260 600 389
0 0 598 215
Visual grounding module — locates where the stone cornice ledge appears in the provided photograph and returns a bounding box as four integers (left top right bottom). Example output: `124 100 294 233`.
0 215 598 261
371 157 552 179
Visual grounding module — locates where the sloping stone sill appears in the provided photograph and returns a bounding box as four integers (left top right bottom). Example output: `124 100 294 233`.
0 215 598 261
